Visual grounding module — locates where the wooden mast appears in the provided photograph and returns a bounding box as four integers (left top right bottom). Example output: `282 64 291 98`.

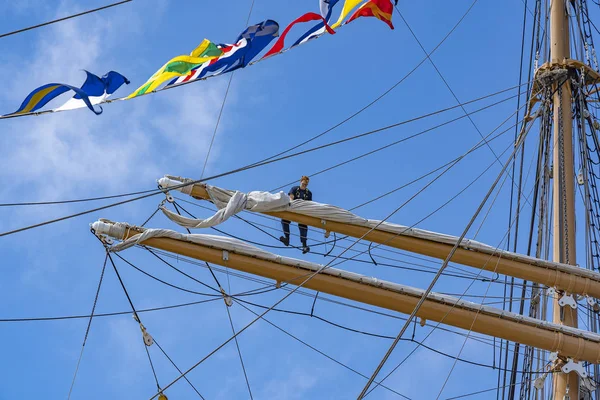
551 0 579 398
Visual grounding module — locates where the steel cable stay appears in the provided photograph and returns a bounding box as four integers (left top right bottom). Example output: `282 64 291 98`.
67 252 108 400
106 252 206 399
0 0 133 39
234 297 546 374
434 135 546 400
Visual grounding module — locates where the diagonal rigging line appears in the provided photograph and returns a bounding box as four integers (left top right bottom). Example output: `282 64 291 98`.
356 111 535 399
334 122 541 398
107 252 205 398
270 83 526 191
67 252 108 400
200 0 256 179
394 5 536 214
256 0 480 164
232 298 412 400
195 238 254 397
225 305 254 399
435 99 557 400
0 0 133 39
201 72 234 179
327 91 540 276
147 88 528 400
236 297 542 372
359 89 552 399
153 338 206 399
272 93 519 193
433 154 537 399
361 108 546 396
0 83 526 238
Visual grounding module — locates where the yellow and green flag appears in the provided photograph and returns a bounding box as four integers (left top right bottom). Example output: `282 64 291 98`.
127 39 223 99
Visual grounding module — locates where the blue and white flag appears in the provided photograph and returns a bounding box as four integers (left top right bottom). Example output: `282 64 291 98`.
293 0 340 46
55 71 129 111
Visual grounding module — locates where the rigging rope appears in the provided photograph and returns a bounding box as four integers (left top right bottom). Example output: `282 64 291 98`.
200 0 255 179
67 253 108 400
0 0 133 39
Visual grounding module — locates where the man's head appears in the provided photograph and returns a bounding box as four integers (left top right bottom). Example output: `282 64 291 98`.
300 175 309 189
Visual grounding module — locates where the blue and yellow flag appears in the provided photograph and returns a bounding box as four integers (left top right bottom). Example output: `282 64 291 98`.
7 70 129 116
9 83 96 115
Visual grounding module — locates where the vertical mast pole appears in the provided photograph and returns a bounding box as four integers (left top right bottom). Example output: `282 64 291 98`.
551 0 578 398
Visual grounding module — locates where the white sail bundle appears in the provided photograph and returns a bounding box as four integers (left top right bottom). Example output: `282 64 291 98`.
157 178 600 282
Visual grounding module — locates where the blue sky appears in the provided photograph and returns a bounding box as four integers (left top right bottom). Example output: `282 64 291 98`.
0 1 587 399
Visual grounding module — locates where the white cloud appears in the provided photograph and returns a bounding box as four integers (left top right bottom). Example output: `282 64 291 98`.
254 365 321 400
150 81 231 163
0 1 230 202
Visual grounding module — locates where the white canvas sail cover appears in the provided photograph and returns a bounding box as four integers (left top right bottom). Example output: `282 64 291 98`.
158 178 290 229
156 178 600 281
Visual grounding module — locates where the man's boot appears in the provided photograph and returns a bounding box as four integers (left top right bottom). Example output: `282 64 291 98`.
302 240 310 254
279 235 290 246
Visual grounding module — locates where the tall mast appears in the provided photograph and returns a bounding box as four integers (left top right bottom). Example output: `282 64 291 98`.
551 0 578 398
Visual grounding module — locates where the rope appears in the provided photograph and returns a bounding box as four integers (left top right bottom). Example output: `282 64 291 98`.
225 306 254 399
200 0 256 179
257 0 481 167
144 345 161 391
233 298 413 400
153 338 206 399
0 0 133 39
271 87 527 191
67 253 108 399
